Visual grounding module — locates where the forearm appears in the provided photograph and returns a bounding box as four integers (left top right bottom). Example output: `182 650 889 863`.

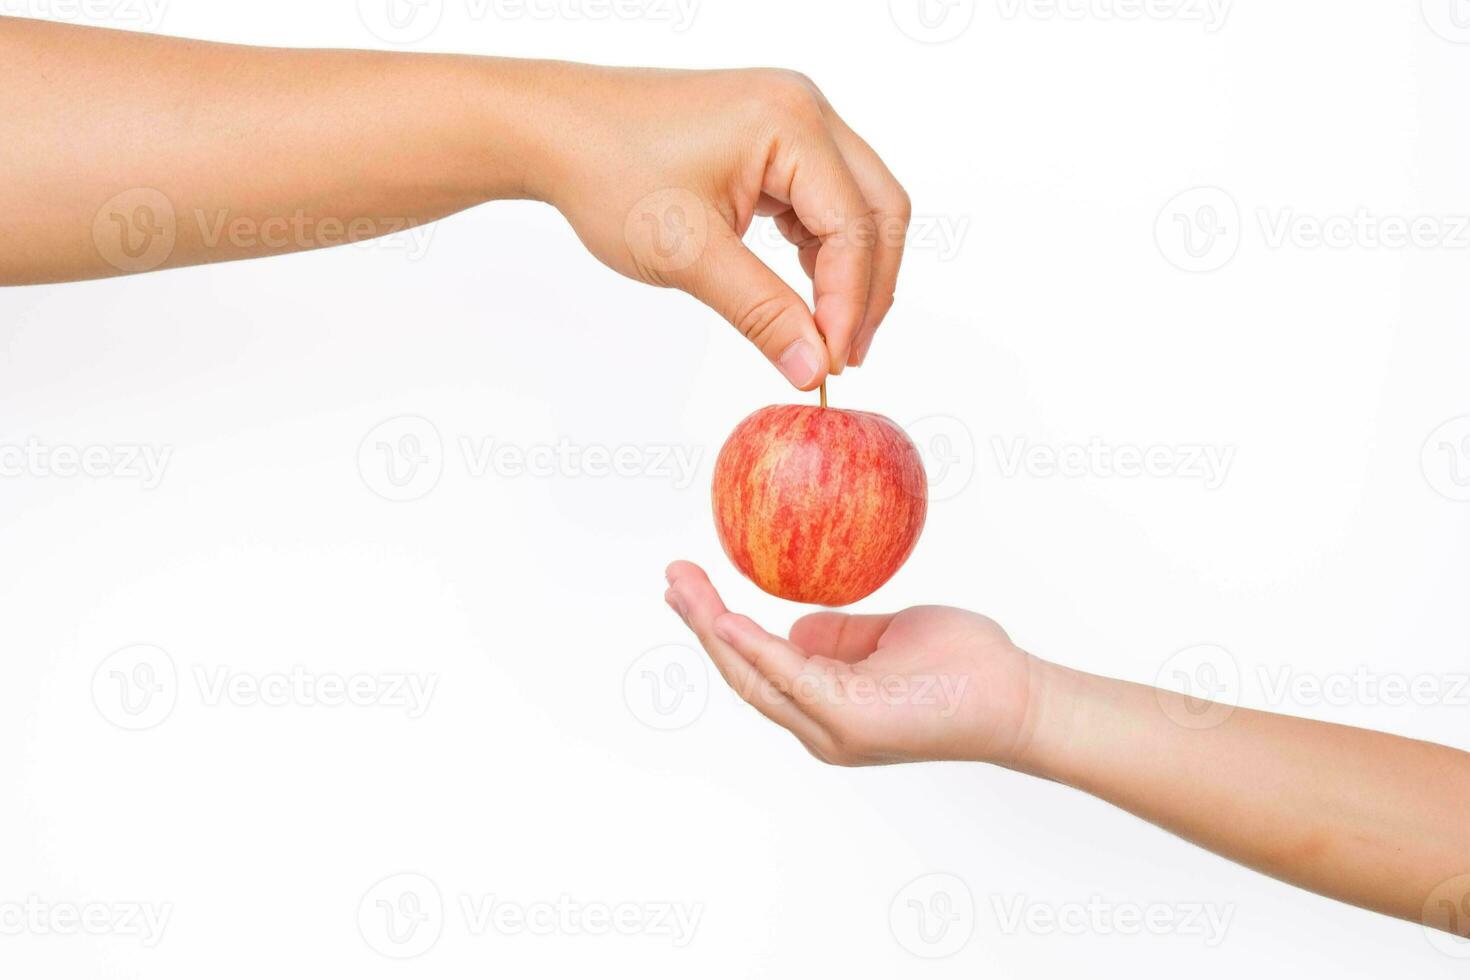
0 17 562 284
1022 661 1470 932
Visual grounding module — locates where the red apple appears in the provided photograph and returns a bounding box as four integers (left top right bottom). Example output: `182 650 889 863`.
712 404 927 606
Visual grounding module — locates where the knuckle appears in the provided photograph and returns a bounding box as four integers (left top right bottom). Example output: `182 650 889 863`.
888 186 913 224
748 69 823 120
732 293 796 350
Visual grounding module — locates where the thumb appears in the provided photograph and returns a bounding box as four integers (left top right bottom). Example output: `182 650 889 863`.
682 229 830 390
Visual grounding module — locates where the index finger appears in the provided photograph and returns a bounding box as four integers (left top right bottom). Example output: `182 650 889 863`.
773 134 876 372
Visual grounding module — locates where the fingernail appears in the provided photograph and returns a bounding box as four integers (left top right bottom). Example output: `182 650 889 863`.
777 339 821 388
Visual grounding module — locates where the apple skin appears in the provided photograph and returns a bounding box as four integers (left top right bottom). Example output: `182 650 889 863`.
712 404 927 606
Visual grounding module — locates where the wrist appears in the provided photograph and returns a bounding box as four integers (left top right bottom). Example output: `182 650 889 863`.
1005 656 1090 782
466 57 585 207
419 55 568 206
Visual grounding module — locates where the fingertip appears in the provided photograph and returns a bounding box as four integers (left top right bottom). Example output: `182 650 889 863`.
777 337 827 390
665 560 700 585
789 610 840 646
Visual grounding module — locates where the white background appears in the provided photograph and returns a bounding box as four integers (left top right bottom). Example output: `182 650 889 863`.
3 0 1469 975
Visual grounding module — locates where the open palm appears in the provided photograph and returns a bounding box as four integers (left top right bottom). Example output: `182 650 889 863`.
664 561 1040 767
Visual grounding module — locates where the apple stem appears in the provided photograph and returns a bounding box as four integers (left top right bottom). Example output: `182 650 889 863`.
819 381 828 409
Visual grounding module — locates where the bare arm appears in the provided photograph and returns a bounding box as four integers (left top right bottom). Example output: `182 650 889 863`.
664 561 1470 938
0 17 538 282
0 17 913 385
1029 666 1470 932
